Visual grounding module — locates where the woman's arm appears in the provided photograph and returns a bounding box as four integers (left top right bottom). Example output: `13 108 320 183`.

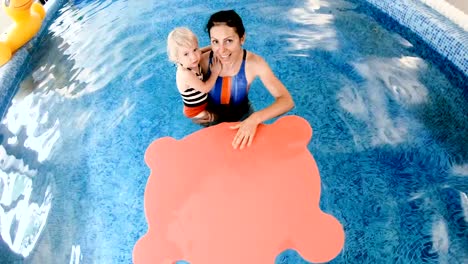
230 53 294 149
249 55 294 123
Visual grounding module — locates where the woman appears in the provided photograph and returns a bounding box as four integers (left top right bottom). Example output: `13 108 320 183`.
199 10 295 150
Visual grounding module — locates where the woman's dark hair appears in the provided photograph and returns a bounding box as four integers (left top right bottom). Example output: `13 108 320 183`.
206 10 245 38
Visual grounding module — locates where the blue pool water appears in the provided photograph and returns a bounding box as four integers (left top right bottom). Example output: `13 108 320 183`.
1 0 467 263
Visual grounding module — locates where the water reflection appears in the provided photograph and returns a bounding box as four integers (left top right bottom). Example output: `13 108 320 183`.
45 0 158 98
452 164 468 176
0 146 52 258
338 56 428 147
0 75 56 257
431 217 449 263
461 192 468 221
285 0 340 53
69 244 82 264
3 84 61 163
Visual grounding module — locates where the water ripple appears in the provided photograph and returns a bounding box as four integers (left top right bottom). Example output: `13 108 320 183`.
285 0 339 53
43 0 158 98
0 146 52 258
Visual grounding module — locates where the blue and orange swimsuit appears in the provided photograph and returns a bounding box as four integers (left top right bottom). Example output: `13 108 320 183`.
206 49 253 122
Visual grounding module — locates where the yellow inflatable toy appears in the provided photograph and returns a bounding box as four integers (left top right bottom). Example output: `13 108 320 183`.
0 0 46 66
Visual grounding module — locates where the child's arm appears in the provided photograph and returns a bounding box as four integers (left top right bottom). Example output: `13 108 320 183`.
184 57 221 93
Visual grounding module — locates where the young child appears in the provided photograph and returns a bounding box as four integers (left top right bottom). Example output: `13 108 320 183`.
167 27 221 122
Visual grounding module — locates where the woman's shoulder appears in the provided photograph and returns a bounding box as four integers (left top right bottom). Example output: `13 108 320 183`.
246 50 268 64
245 50 269 72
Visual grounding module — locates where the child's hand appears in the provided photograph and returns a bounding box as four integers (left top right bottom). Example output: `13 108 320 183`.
210 56 222 76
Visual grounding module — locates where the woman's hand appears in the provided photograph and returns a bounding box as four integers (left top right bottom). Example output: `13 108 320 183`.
229 114 261 149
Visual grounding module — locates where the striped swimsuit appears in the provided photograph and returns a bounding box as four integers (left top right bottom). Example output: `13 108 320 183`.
179 65 208 118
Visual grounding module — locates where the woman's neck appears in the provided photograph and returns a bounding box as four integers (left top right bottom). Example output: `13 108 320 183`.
220 50 243 76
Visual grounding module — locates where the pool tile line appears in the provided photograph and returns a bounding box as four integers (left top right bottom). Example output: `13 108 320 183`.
364 0 468 78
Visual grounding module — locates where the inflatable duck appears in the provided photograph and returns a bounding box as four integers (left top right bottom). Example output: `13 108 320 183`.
0 0 46 66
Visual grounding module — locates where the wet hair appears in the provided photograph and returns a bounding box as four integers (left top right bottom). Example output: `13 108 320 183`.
206 10 245 38
167 27 198 63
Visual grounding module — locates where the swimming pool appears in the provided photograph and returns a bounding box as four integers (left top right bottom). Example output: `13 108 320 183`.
1 0 467 263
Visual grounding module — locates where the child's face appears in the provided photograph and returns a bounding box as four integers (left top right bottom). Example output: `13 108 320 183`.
177 41 202 69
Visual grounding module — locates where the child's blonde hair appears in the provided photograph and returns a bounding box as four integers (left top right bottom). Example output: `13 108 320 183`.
167 27 199 63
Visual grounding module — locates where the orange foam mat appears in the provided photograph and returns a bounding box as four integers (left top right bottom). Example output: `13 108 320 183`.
133 115 345 264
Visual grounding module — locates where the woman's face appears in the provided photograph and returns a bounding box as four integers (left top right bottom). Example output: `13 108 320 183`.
210 24 244 65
